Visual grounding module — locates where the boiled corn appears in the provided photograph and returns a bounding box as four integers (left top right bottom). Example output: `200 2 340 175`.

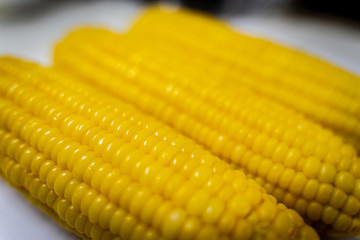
129 7 360 151
53 27 360 235
0 57 318 240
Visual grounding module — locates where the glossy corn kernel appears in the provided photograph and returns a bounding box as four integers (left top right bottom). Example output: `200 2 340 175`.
129 7 360 152
52 26 360 236
0 57 318 240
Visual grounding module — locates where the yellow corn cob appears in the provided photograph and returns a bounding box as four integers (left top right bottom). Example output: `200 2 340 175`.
52 27 360 236
0 57 318 240
128 7 360 151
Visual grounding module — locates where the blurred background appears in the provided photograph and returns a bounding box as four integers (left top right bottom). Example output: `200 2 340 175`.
0 1 359 240
1 0 360 17
0 0 359 73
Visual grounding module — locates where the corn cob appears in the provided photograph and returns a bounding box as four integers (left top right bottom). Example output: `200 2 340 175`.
128 7 360 152
52 27 360 235
0 57 318 240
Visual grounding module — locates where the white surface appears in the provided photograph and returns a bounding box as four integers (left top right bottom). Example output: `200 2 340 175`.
0 1 141 65
0 179 79 240
0 1 360 240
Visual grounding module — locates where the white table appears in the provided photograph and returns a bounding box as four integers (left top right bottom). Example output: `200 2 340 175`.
0 1 359 239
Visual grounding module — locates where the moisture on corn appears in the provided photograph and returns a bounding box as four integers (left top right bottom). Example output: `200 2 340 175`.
0 57 319 240
129 7 360 152
52 26 360 236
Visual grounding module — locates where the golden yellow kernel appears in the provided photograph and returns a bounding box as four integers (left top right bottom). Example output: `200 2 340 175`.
263 182 275 194
218 211 236 234
342 195 360 216
338 157 353 171
272 143 289 162
90 224 103 240
306 202 323 221
202 197 224 224
272 187 286 202
302 179 319 200
333 213 352 232
273 211 295 235
329 188 348 209
292 136 306 150
71 183 90 209
351 161 360 178
83 160 103 186
29 178 42 197
341 145 356 158
314 144 328 160
37 183 50 203
152 201 172 229
139 161 163 187
228 193 251 217
143 229 159 240
130 224 147 240
258 200 278 221
266 163 285 184
252 133 268 153
19 147 37 171
196 225 218 240
335 171 355 193
325 149 341 165
38 160 56 183
296 158 306 172
204 174 224 195
231 174 248 193
263 138 278 158
239 150 253 169
190 165 212 186
299 225 319 240
119 215 137 239
289 172 307 196
183 188 208 215
257 159 272 178
99 203 117 229
162 208 186 239
65 205 80 228
46 190 58 207
278 168 296 189
348 218 360 233
247 155 262 174
109 209 126 235
318 162 337 184
315 184 333 204
294 198 308 216
287 209 304 227
131 155 154 180
283 193 296 208
178 217 200 240
233 220 252 240
283 148 301 168
80 189 98 216
108 176 131 203
302 141 317 157
118 147 143 174
230 145 246 163
302 156 321 178
56 199 71 220
321 205 339 224
72 153 96 181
